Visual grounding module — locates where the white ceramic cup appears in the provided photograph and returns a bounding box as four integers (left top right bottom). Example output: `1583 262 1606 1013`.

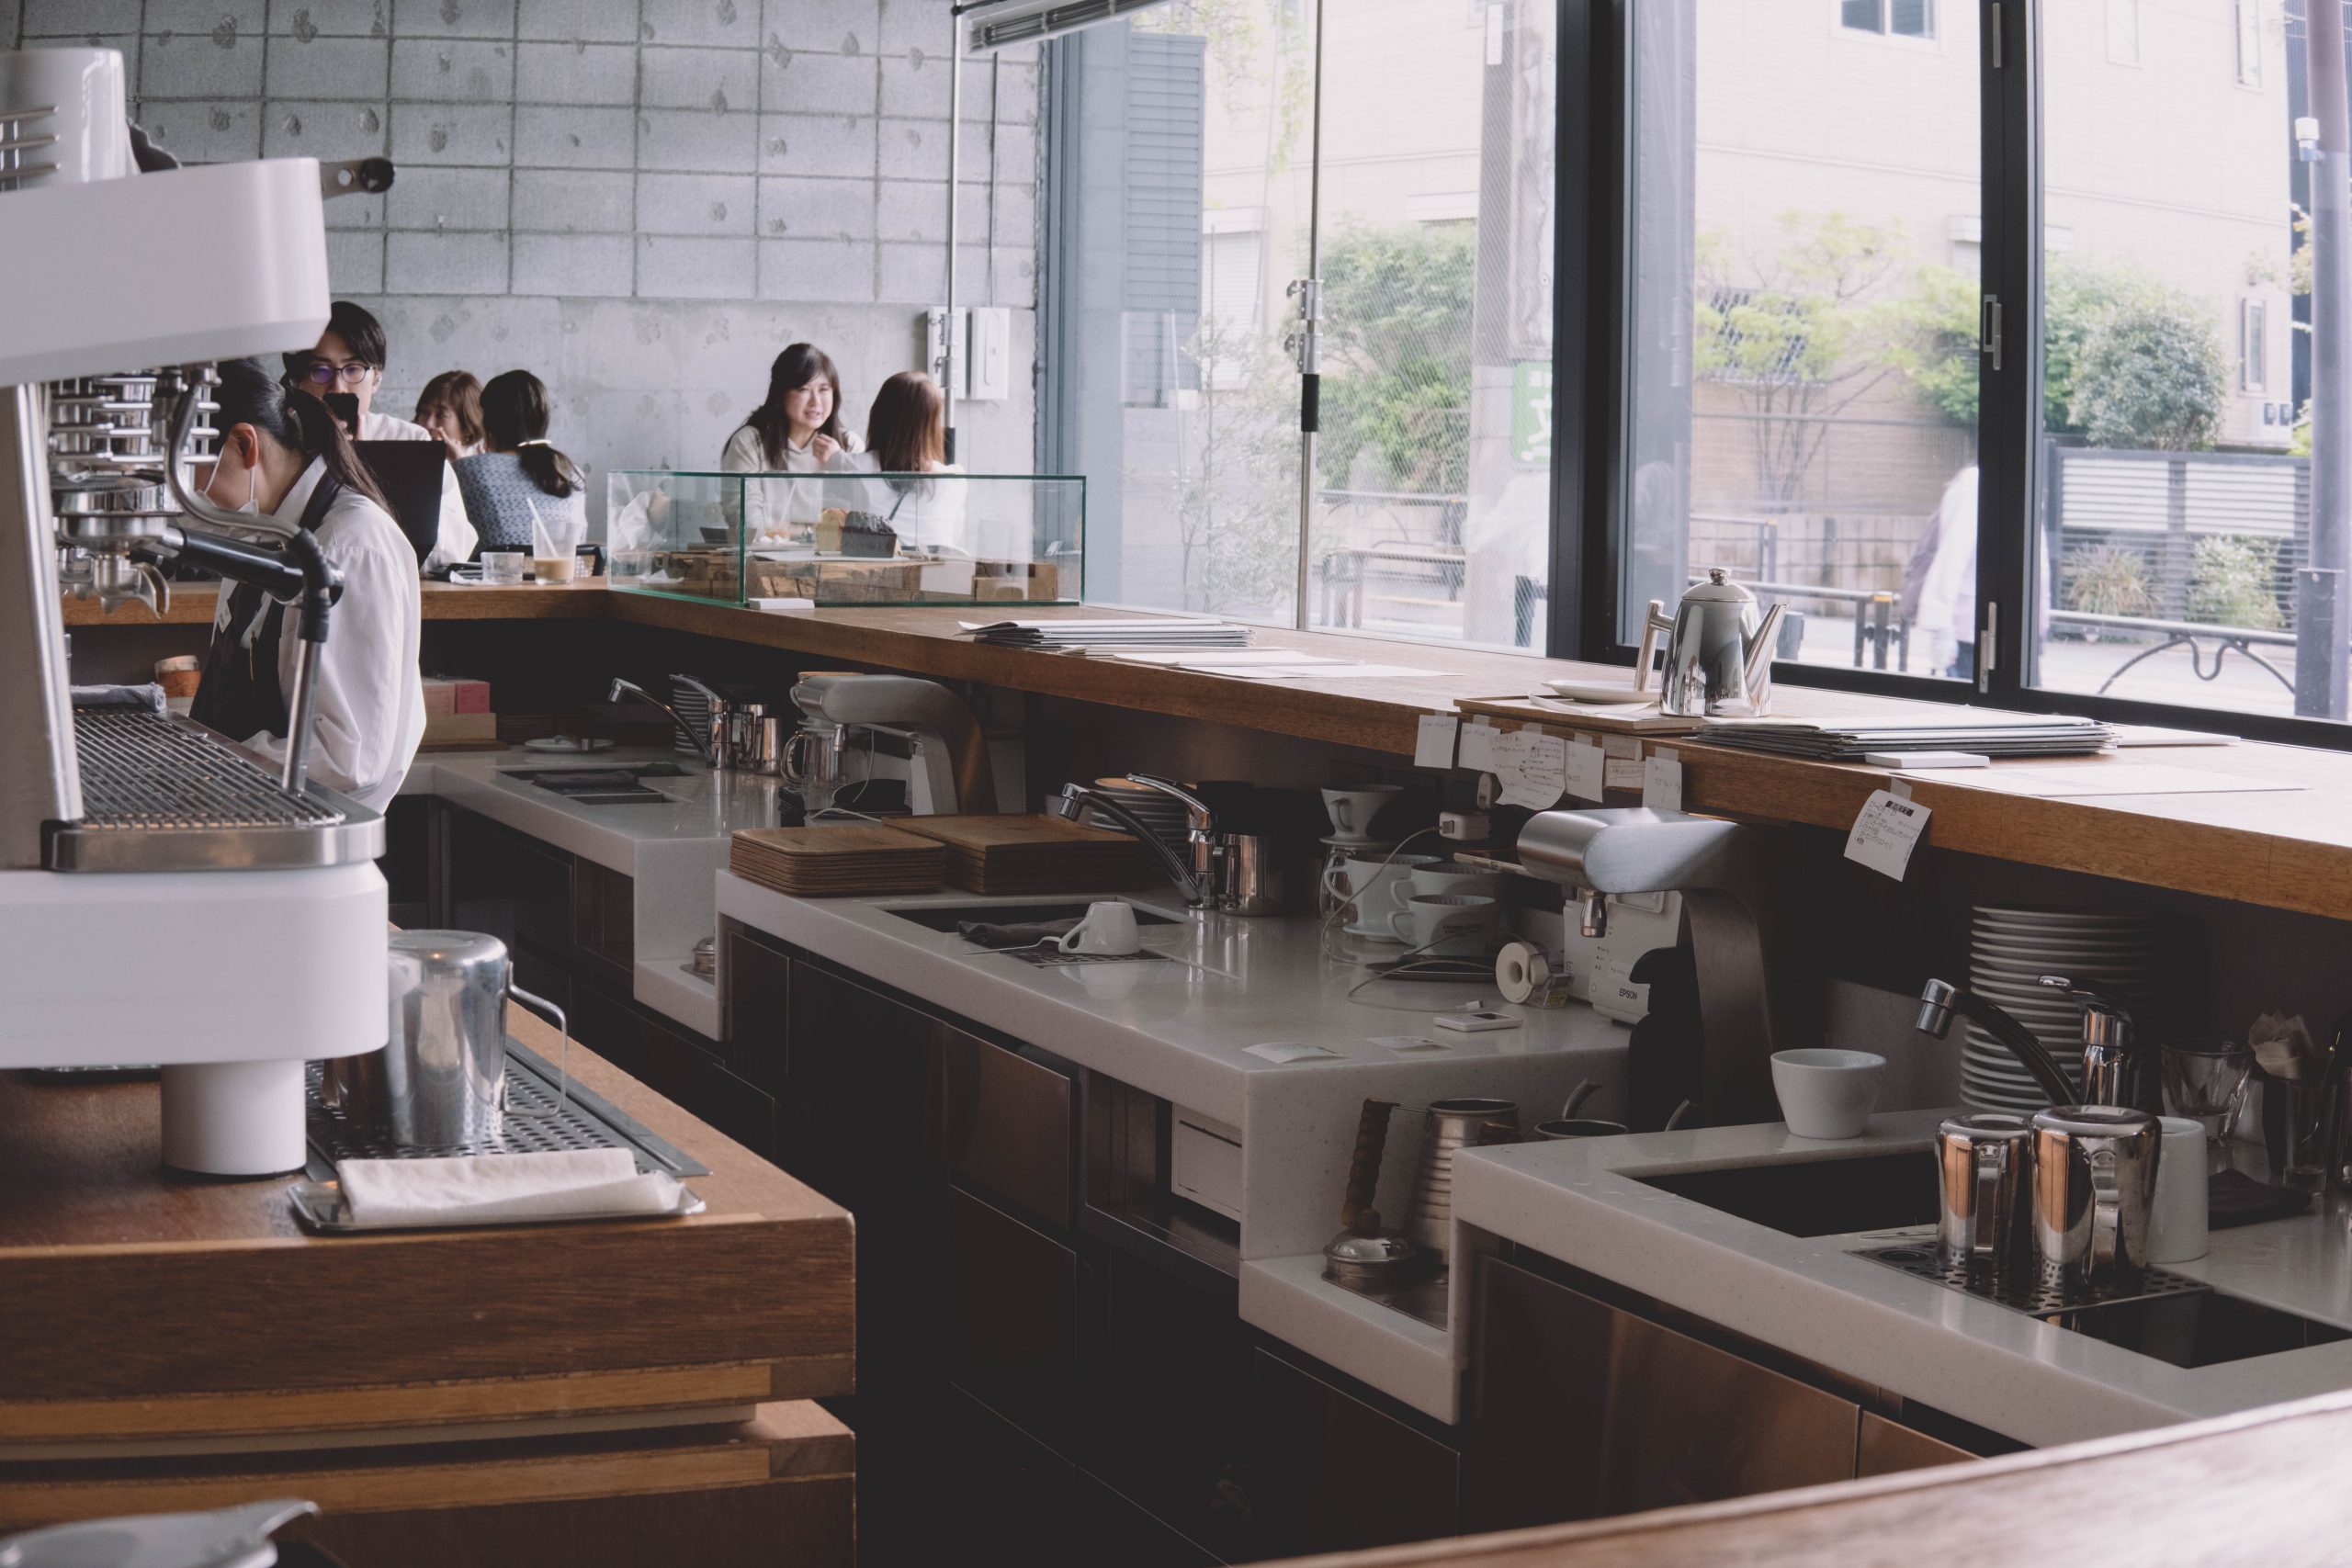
1321 784 1402 840
1409 863 1507 902
1388 893 1498 955
1770 1049 1887 1140
2149 1113 2209 1264
1328 853 1444 927
1058 900 1141 957
0 48 132 188
481 551 527 584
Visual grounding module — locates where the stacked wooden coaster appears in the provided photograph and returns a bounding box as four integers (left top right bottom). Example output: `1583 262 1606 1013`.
729 824 946 897
893 814 1158 895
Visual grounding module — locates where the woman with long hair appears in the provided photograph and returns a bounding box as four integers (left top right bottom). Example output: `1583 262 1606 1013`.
451 370 590 554
827 370 967 553
720 343 860 537
188 357 424 810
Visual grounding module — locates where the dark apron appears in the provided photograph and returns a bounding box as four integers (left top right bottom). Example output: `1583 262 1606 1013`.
188 475 345 741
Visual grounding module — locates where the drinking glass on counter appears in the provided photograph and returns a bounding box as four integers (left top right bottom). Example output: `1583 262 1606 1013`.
2161 1039 2254 1174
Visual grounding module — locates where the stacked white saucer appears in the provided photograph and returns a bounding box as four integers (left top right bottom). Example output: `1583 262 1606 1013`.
1962 905 2163 1115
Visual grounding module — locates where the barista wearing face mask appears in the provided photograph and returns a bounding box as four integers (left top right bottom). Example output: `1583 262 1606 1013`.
187 358 424 812
283 299 478 571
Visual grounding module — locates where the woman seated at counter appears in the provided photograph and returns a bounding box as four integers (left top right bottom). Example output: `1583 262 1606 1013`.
720 343 861 540
451 369 588 554
188 358 423 811
414 370 485 462
824 370 967 555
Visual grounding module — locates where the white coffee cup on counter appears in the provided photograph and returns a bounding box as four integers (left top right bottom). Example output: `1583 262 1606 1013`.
1770 1049 1886 1140
1388 893 1498 956
1058 900 1142 957
1409 862 1507 902
2149 1114 2209 1264
1329 853 1445 927
1321 784 1402 840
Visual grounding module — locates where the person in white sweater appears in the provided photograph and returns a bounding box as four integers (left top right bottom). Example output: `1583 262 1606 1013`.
719 343 862 540
282 300 478 570
824 370 967 554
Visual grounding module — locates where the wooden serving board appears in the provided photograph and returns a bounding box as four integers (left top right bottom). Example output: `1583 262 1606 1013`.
729 824 946 896
888 813 1156 894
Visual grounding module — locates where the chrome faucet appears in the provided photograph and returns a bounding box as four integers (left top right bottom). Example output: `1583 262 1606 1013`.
1049 782 1212 907
1916 979 2079 1107
1517 807 1806 1126
606 678 701 753
2041 975 2141 1109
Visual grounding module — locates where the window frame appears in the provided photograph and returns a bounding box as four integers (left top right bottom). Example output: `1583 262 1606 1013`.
1565 0 2352 750
1837 0 1939 43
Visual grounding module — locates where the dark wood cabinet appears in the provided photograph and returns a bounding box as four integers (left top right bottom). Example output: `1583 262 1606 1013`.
945 1185 1087 1451
445 807 571 966
1247 1349 1461 1561
721 923 792 1098
942 1026 1073 1228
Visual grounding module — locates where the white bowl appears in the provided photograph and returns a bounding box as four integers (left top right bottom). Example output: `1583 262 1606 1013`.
1770 1049 1887 1140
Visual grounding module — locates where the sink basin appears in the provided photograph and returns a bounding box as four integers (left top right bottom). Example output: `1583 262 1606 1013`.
562 790 678 806
2040 1289 2352 1369
1637 1151 1939 1237
885 900 1181 934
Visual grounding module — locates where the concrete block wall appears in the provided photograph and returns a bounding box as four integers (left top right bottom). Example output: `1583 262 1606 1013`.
8 0 1042 524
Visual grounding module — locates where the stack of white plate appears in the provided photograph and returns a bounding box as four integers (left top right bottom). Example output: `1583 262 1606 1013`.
1076 777 1191 855
1962 905 2164 1115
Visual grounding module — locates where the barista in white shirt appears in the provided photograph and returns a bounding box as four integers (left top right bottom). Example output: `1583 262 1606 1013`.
187 358 424 812
719 342 861 538
283 300 479 570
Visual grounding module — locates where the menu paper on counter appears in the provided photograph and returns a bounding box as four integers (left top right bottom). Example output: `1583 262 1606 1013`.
1244 1041 1342 1064
1371 1034 1452 1054
1414 713 1462 770
1642 748 1684 811
1565 739 1605 803
1491 729 1568 810
1457 719 1498 773
1845 787 1930 881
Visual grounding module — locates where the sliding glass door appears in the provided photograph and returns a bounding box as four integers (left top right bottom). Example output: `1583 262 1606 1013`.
1046 0 1560 649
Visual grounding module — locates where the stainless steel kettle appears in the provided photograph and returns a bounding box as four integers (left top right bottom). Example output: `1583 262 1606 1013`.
1634 569 1787 717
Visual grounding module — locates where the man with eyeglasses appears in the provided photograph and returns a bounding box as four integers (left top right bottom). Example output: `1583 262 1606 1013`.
284 300 478 571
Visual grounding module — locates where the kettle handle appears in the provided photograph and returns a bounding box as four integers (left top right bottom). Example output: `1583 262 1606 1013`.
1632 599 1673 694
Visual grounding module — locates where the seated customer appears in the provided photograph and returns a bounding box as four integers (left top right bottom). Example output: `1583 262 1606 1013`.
452 370 589 555
826 370 967 553
414 370 485 461
720 343 860 539
284 299 477 570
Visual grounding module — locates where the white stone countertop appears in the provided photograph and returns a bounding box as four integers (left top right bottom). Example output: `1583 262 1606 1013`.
1452 1112 2352 1449
401 747 788 1036
715 874 1633 1424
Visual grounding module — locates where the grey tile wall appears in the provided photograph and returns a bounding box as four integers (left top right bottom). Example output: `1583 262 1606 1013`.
8 0 1043 501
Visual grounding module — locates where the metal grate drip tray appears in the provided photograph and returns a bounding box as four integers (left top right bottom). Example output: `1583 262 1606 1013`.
305 1040 708 1180
51 709 382 871
73 709 340 830
1855 1241 2210 1316
1000 946 1170 968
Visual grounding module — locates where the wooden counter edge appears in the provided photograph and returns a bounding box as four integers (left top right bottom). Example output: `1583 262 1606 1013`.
1261 1386 2352 1568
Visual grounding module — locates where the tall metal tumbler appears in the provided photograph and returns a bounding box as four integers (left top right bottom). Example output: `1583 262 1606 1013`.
385 930 514 1146
2031 1106 2161 1291
1405 1098 1520 1259
1935 1112 2035 1271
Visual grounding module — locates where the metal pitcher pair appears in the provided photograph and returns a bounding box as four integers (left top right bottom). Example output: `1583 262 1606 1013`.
1937 1106 2160 1290
1634 569 1788 718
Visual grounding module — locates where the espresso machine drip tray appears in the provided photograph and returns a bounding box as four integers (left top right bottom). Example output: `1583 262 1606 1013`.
46 709 383 872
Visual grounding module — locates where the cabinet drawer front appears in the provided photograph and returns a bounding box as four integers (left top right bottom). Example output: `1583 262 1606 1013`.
944 1028 1072 1228
946 1186 1083 1451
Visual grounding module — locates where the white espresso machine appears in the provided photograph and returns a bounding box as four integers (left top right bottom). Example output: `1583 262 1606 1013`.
0 51 390 1175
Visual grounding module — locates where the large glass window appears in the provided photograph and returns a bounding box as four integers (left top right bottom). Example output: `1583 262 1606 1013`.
1046 0 1558 649
1623 0 1983 681
2027 0 2312 722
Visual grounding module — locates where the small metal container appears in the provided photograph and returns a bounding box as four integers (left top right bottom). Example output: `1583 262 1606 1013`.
1935 1112 2035 1270
385 930 513 1147
2031 1105 2161 1291
1405 1097 1520 1258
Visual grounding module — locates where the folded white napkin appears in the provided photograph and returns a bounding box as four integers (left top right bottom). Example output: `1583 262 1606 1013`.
336 1148 684 1228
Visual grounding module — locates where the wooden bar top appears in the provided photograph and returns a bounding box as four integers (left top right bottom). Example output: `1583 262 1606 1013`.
65 582 2352 919
1262 1386 2352 1568
0 1007 852 1446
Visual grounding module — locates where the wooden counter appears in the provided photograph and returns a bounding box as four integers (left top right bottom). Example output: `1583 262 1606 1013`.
0 1007 854 1564
1261 1385 2352 1568
65 582 2352 919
